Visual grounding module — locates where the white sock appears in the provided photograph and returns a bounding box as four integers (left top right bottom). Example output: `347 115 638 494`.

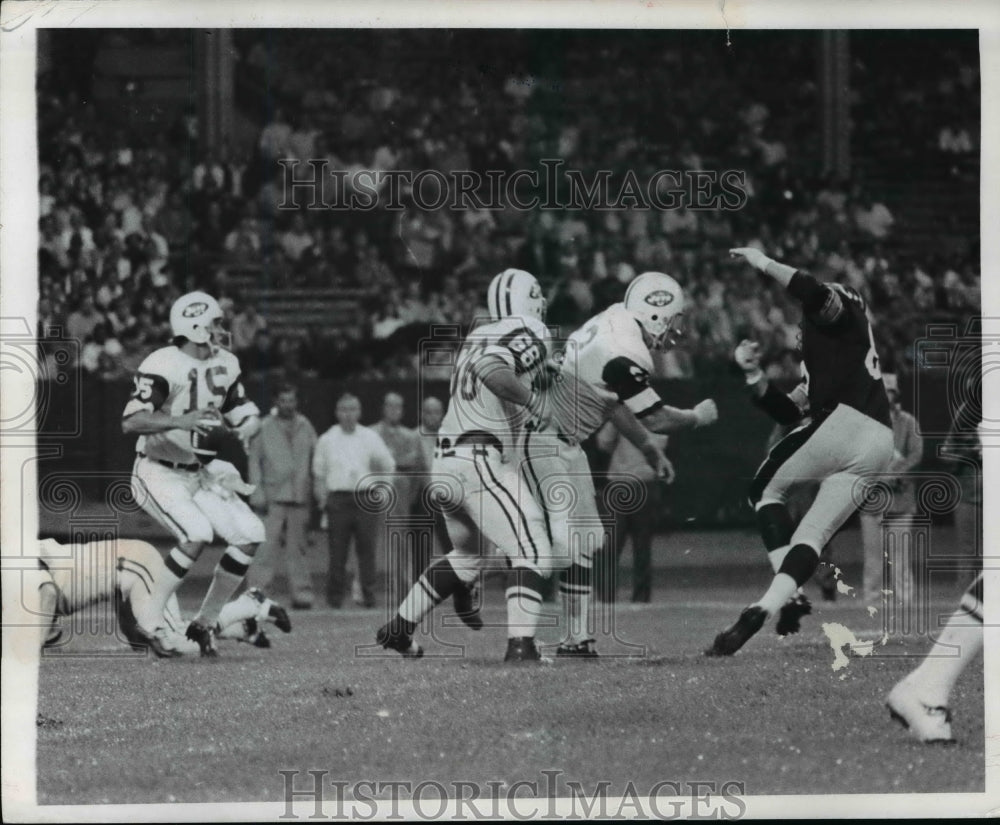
755 573 798 615
134 547 191 631
906 610 984 707
506 585 543 638
767 544 791 573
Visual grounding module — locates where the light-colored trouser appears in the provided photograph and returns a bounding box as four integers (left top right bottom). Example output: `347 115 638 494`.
246 503 313 603
755 404 895 554
433 445 555 575
861 511 916 608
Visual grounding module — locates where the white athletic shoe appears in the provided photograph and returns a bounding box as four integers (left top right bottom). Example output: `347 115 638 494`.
886 680 955 744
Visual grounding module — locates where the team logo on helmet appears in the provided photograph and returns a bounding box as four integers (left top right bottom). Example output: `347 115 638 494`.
182 302 209 318
643 290 675 307
529 284 541 299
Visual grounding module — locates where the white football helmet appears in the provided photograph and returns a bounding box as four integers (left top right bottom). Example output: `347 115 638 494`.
487 268 546 323
623 271 685 350
170 291 230 349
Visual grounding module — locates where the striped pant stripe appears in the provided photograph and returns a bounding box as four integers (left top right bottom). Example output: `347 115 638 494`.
471 453 523 558
479 451 541 564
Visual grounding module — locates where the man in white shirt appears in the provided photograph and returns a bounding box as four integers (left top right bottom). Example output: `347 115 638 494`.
313 394 396 608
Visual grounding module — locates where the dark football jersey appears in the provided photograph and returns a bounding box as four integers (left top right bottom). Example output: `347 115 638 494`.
796 277 891 428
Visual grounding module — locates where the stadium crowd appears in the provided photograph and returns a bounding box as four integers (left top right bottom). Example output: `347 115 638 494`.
37 31 979 385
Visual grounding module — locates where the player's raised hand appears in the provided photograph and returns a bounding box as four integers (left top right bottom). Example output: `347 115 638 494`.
692 399 718 427
729 247 770 271
734 339 762 373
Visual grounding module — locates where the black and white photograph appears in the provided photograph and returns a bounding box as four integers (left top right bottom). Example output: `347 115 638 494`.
1 1 997 820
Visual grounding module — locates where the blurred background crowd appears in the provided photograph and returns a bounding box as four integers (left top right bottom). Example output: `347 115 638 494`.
37 29 979 385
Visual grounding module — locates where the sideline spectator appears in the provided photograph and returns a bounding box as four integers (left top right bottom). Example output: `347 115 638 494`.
313 394 396 608
247 384 319 609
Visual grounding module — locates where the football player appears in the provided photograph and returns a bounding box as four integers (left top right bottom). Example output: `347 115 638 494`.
122 291 264 656
520 271 718 656
706 247 894 656
28 537 291 657
376 269 559 663
886 395 982 743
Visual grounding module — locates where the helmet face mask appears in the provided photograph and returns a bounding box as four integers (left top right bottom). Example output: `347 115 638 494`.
207 316 232 351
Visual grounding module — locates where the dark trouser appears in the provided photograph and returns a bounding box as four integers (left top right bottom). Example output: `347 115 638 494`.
598 480 660 602
326 491 379 607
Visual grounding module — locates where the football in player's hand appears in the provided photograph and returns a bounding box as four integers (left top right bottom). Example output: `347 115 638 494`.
191 414 230 463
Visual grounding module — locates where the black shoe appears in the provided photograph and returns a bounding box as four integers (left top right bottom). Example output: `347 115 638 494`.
268 603 292 633
452 581 483 631
775 593 812 636
504 636 544 664
705 606 767 657
185 620 219 658
555 639 599 658
375 619 423 658
242 618 272 648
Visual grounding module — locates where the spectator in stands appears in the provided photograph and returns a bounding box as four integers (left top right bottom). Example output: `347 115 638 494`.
65 292 103 345
224 214 261 264
248 384 319 609
259 106 293 161
280 213 314 263
232 302 268 355
288 109 321 161
852 188 895 239
313 394 396 608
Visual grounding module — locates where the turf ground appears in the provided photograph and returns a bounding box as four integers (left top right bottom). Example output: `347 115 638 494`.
33 528 986 806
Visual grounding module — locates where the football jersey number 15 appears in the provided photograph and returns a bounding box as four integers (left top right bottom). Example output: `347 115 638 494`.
187 365 227 413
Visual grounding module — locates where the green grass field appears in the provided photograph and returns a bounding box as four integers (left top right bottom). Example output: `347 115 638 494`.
35 540 985 806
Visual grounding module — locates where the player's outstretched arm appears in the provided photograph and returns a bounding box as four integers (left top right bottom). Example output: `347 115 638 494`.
122 408 221 436
640 399 718 435
730 247 843 323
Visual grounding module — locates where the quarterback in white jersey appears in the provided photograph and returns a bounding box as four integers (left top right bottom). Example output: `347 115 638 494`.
123 291 263 657
378 269 560 664
522 272 718 656
25 538 290 657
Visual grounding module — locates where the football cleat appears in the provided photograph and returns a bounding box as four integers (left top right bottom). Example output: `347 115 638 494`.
245 587 293 633
375 620 423 659
452 581 483 631
268 602 292 633
886 681 955 744
242 619 271 648
775 593 812 636
705 606 768 656
504 636 545 664
185 619 219 658
555 639 599 658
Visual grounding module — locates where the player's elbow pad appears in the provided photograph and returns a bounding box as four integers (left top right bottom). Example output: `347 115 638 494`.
752 383 805 425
